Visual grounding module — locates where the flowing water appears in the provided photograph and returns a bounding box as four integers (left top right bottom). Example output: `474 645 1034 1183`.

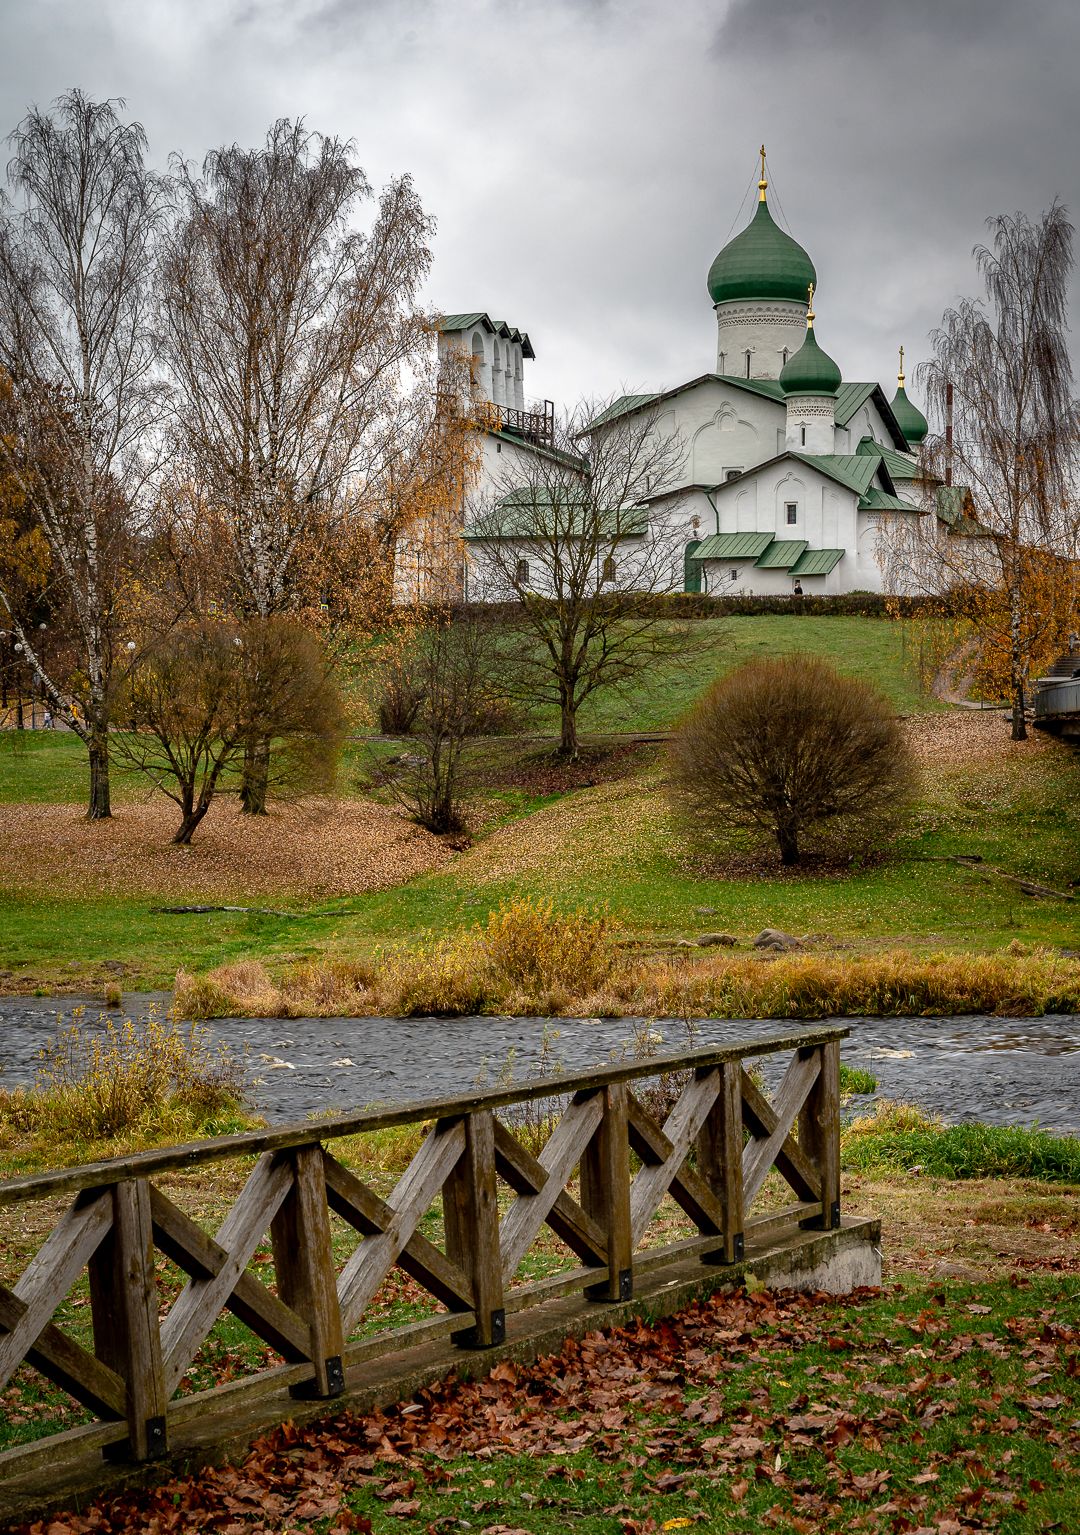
2 997 1080 1133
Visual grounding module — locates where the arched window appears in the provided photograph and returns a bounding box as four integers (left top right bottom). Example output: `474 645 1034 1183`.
744 350 752 379
602 554 617 583
718 351 726 373
781 347 789 366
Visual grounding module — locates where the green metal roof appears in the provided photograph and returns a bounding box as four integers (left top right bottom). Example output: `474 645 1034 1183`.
859 487 917 513
707 195 816 306
789 547 845 576
755 539 808 569
466 489 647 541
438 311 535 359
790 452 881 496
779 325 842 398
584 393 660 430
710 374 786 402
855 436 926 483
692 531 774 560
492 427 585 471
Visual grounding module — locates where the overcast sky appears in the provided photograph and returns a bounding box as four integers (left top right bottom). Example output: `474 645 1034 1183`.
1 0 1078 417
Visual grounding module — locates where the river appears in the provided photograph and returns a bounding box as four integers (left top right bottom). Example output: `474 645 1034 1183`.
2 997 1079 1133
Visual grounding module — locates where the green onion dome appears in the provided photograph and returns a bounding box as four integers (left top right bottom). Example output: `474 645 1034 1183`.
891 384 928 446
707 191 817 306
779 317 841 398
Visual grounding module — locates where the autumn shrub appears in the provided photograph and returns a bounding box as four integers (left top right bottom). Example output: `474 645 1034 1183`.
484 897 616 995
669 654 916 866
175 960 287 1019
842 1099 1080 1182
377 935 493 1017
0 1009 248 1143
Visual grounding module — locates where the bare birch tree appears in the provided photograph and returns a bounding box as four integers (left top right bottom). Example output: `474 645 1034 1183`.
469 399 692 756
884 203 1080 739
0 91 165 816
159 119 433 810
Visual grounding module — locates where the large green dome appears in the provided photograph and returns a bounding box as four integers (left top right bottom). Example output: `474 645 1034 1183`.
707 195 817 306
891 384 928 446
779 324 841 397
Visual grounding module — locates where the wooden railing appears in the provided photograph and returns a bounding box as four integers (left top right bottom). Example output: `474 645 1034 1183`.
0 1027 844 1480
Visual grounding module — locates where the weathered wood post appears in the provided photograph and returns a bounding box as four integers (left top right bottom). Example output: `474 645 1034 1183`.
444 1110 505 1347
580 1083 633 1301
697 1060 745 1264
88 1179 169 1462
270 1147 346 1398
799 1040 841 1229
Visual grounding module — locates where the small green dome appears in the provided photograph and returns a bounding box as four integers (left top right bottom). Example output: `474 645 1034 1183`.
780 325 841 398
891 384 928 446
707 195 817 306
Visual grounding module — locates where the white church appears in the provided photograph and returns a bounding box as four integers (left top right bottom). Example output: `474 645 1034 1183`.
432 153 968 600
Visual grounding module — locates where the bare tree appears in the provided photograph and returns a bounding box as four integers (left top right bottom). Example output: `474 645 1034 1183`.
114 617 345 844
469 399 692 757
670 655 915 867
379 610 507 834
884 204 1080 739
0 91 165 816
159 120 433 809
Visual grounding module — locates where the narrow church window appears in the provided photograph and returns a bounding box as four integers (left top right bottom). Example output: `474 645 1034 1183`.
718 352 726 372
744 350 752 379
602 554 616 583
781 348 789 365
515 558 529 585
786 503 798 525
800 425 806 446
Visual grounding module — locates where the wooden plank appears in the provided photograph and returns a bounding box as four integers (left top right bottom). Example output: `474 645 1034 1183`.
270 1148 346 1399
627 1071 722 1247
322 1151 472 1310
740 1068 822 1206
498 1093 603 1281
336 1117 466 1334
0 1191 113 1389
697 1061 745 1265
0 1287 125 1418
741 1051 821 1208
0 1028 851 1208
626 1093 727 1239
97 1180 169 1461
494 1121 608 1268
745 1202 823 1243
797 1041 841 1230
444 1111 504 1347
149 1187 309 1360
579 1084 632 1301
160 1153 292 1395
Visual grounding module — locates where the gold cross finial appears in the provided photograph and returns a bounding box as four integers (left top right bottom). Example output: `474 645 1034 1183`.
758 144 768 201
806 281 815 327
898 344 906 387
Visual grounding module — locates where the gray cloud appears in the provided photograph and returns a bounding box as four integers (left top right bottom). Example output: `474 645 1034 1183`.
0 0 1077 415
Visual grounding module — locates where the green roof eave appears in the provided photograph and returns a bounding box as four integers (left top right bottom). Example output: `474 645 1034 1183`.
789 547 845 576
438 311 536 359
859 487 919 513
692 531 774 560
580 373 784 435
755 539 808 569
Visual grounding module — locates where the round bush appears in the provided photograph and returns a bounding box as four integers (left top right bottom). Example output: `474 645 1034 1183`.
669 654 915 866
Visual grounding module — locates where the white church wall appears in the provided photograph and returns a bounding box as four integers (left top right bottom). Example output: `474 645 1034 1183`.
699 560 802 597
714 300 808 378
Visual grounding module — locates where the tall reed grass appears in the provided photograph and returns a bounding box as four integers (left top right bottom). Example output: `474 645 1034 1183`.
174 907 1080 1024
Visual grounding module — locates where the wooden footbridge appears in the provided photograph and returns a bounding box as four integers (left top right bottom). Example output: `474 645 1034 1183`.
0 1026 877 1523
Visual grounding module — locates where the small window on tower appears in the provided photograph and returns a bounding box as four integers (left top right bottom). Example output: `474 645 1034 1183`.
515 558 529 586
718 351 726 373
786 503 798 525
781 347 789 365
602 554 617 583
744 350 752 379
800 425 806 446
725 468 742 482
